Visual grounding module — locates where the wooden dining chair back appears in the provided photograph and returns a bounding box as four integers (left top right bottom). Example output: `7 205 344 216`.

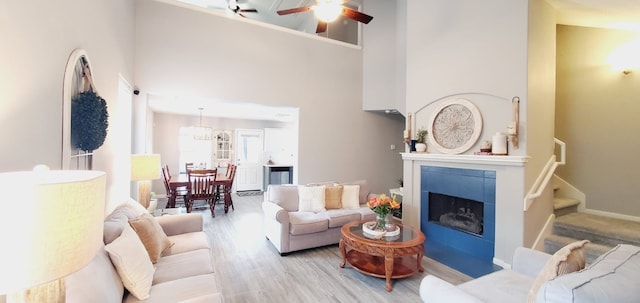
187 169 217 216
162 165 187 208
185 162 194 173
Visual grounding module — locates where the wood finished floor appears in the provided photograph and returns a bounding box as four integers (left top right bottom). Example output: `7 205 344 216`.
184 194 472 303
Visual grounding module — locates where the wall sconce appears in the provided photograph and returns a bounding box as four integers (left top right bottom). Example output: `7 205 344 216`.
607 39 640 75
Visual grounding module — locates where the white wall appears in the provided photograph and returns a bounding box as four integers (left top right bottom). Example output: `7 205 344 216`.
523 0 557 246
556 25 640 217
0 0 135 211
362 0 402 112
134 0 405 193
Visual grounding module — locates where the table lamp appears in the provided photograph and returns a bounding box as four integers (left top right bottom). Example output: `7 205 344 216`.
0 166 106 303
131 154 161 209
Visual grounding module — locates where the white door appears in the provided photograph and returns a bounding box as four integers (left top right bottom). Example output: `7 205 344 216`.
234 129 264 191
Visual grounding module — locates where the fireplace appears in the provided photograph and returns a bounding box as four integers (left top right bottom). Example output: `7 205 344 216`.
401 153 528 277
420 166 495 261
428 192 484 236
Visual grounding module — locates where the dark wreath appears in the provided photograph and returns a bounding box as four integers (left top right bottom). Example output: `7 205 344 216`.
71 91 109 152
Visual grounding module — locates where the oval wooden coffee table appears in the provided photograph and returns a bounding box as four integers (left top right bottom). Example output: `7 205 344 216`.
339 220 425 292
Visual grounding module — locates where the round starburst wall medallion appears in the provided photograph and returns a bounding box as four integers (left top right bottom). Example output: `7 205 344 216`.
427 98 483 154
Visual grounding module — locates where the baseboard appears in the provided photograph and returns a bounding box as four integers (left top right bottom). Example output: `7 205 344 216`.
493 257 510 270
582 208 640 223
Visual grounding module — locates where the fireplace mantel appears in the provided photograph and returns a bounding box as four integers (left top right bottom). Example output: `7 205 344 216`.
401 153 529 167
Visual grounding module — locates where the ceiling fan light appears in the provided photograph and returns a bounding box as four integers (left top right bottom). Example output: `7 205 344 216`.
313 3 342 22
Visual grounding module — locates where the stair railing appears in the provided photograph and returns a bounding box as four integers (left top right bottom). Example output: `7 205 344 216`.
524 138 566 211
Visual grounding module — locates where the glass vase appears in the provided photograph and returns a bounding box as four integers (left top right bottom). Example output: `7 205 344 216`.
385 213 396 232
374 213 388 231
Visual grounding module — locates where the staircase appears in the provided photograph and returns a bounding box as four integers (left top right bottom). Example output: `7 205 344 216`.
544 186 640 264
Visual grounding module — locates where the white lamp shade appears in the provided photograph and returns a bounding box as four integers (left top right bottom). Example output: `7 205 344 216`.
131 154 161 181
0 170 106 294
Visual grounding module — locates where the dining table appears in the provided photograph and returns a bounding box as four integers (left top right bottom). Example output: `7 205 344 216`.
167 173 231 211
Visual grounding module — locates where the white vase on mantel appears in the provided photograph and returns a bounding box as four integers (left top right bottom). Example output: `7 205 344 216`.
415 143 427 152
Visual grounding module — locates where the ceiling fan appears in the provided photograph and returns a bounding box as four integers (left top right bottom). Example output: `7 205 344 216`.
227 0 258 18
276 0 373 33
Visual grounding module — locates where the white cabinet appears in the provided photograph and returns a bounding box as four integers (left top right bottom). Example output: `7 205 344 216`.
213 130 233 169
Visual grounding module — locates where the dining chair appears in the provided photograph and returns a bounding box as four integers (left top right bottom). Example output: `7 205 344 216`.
185 162 194 173
162 165 187 208
187 169 217 216
216 164 236 213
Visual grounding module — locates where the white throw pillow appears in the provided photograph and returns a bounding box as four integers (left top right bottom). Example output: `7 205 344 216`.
298 185 326 212
105 224 155 300
341 185 361 209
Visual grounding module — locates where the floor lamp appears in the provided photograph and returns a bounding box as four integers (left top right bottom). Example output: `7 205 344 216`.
131 154 161 209
0 166 106 303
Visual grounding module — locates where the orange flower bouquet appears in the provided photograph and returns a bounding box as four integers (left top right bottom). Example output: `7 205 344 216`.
367 194 400 230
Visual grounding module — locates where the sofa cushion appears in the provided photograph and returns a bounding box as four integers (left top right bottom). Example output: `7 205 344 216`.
536 244 640 303
459 269 535 303
324 184 343 209
129 213 175 263
153 249 215 285
528 239 589 302
325 209 362 228
298 185 326 213
341 185 361 209
124 274 220 303
65 247 124 303
267 184 299 212
289 212 329 235
350 206 377 221
105 224 155 301
163 232 210 257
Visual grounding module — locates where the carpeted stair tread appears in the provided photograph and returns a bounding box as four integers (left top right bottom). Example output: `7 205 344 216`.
553 212 640 247
553 197 580 210
544 234 611 264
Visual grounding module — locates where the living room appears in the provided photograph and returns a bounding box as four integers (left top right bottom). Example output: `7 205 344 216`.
2 0 640 301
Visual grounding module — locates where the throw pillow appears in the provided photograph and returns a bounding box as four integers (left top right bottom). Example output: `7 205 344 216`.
527 240 589 303
105 224 155 301
341 185 360 209
324 184 344 209
129 213 174 263
343 180 370 203
298 185 326 212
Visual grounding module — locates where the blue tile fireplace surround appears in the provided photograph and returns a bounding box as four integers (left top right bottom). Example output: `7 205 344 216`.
420 166 500 278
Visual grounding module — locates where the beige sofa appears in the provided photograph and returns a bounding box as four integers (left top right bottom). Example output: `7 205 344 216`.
420 244 640 303
262 180 377 255
65 199 222 303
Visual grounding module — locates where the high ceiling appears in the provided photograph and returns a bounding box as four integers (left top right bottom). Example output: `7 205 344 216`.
152 0 640 121
175 0 324 32
178 0 640 32
548 0 640 31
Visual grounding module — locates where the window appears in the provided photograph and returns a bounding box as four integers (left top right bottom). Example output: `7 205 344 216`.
179 126 212 172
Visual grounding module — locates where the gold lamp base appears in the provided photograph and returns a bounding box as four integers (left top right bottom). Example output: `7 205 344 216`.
7 279 65 303
137 180 151 209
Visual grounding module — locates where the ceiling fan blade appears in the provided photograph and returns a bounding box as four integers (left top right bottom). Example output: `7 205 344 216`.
277 6 312 16
239 8 258 13
316 21 327 33
341 7 373 24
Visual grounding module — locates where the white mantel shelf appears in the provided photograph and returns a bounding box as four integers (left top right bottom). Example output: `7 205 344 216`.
401 153 529 167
